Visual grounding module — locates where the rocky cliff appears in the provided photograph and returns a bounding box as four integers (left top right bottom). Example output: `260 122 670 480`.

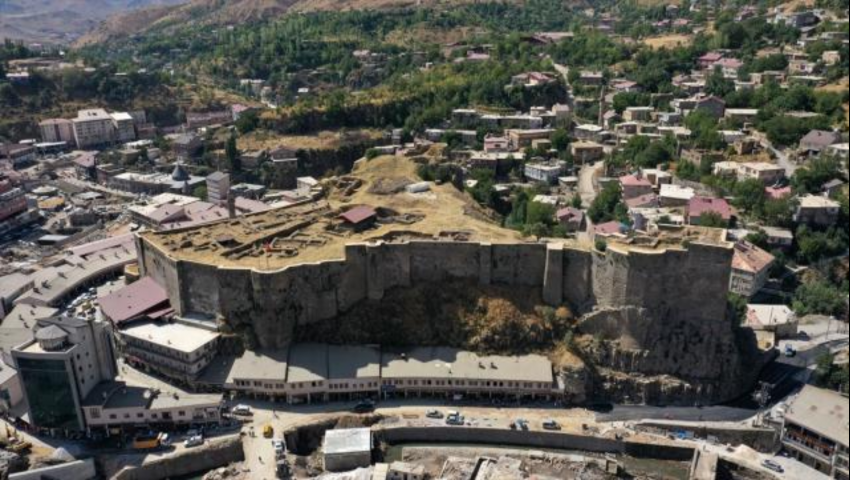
138 237 764 405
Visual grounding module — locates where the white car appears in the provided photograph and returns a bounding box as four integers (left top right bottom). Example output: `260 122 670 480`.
273 439 286 455
184 435 204 448
231 405 252 416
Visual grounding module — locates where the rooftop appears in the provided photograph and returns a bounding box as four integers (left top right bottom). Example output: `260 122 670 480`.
381 347 554 384
799 194 840 209
99 277 170 325
785 385 849 446
324 428 372 455
120 321 219 354
732 241 775 273
287 343 328 384
746 304 795 328
328 345 381 380
225 349 288 383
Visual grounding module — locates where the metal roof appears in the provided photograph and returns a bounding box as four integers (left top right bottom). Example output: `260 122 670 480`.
785 386 850 446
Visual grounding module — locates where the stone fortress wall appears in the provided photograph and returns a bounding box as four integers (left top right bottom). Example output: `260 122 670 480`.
137 237 761 404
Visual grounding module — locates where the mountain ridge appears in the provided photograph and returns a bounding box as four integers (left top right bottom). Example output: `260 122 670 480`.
0 0 187 44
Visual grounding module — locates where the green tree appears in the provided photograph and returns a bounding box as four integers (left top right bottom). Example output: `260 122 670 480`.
706 66 734 98
699 211 729 228
193 185 208 200
734 179 767 214
551 128 570 151
793 280 846 317
588 183 624 224
226 134 241 174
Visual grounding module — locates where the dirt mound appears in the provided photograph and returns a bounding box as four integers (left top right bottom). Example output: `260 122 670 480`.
368 177 414 195
294 280 574 355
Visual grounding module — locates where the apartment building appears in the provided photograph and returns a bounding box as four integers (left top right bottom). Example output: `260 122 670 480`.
524 162 565 185
118 321 220 385
729 241 775 298
206 171 231 207
782 386 849 480
82 381 222 433
39 119 76 146
12 316 117 431
110 112 137 143
73 109 115 149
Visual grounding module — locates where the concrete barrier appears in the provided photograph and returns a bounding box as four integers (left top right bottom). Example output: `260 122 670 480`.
636 422 779 453
10 459 97 480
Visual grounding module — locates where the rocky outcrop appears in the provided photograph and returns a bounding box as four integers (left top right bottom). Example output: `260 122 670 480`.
139 237 763 405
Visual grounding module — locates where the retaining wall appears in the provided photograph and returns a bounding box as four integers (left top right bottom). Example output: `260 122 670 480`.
374 426 695 461
108 436 244 480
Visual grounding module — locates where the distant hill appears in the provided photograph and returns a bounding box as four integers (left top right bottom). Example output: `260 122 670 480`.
75 0 472 46
0 0 187 44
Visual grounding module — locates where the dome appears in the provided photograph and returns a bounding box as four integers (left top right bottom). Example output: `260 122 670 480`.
35 325 68 342
171 163 190 182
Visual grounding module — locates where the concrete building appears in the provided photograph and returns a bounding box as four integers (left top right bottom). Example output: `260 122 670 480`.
172 134 202 162
323 428 372 472
570 142 604 164
82 381 222 433
799 130 842 156
110 113 136 143
387 462 426 480
620 174 654 201
524 162 565 185
380 347 556 401
327 345 381 401
745 304 798 339
39 119 76 146
0 179 28 225
795 195 841 227
12 316 117 431
117 321 220 385
0 144 36 169
109 164 205 195
72 109 114 149
206 172 231 207
782 386 849 479
659 184 695 207
730 241 775 298
737 162 785 184
688 196 732 226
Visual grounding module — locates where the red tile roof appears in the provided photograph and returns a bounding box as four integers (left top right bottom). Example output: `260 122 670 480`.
732 241 775 274
626 193 659 209
68 233 135 259
765 186 792 200
340 206 378 225
688 196 732 221
620 174 652 187
99 277 170 325
594 221 625 236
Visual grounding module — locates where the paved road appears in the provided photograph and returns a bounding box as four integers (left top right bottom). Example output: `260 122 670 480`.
753 132 797 177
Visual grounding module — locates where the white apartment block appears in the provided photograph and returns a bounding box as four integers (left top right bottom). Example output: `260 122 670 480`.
73 109 115 149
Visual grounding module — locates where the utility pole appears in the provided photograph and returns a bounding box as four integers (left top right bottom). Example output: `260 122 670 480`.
752 382 772 428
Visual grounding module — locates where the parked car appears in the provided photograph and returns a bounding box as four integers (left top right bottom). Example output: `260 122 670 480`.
426 410 444 419
184 436 204 448
353 401 375 414
762 459 784 473
231 405 253 416
446 413 465 426
272 439 285 456
784 345 797 357
263 425 274 438
514 419 529 431
542 420 561 431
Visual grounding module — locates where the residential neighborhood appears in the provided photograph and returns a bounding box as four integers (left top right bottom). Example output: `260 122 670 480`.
0 0 848 479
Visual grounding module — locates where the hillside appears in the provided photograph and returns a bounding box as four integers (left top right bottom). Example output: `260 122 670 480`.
0 0 186 44
75 0 492 45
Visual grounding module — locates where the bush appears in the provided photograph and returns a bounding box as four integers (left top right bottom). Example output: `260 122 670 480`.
595 239 608 252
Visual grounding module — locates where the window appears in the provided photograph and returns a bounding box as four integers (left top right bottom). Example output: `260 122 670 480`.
109 414 117 420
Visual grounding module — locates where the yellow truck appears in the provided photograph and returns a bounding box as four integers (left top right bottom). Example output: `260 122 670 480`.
132 433 162 450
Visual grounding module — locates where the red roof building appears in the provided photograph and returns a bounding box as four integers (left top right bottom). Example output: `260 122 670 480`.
99 277 171 326
340 206 378 229
620 174 654 200
688 196 732 225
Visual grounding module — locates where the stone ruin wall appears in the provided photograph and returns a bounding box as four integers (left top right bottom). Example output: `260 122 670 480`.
138 237 761 404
